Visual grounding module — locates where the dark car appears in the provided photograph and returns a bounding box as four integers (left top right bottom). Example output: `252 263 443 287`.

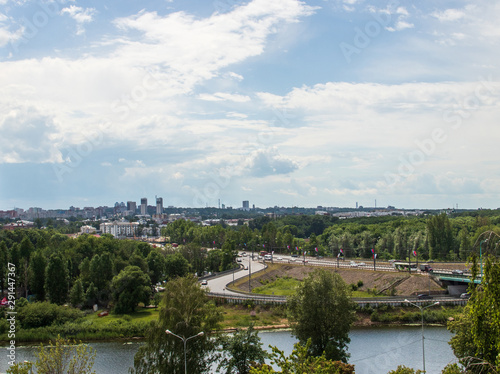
417 294 433 300
291 254 298 258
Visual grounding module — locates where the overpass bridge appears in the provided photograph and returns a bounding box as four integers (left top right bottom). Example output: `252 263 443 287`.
430 271 480 296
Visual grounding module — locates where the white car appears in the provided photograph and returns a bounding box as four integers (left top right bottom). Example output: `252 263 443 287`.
277 257 283 261
350 261 358 267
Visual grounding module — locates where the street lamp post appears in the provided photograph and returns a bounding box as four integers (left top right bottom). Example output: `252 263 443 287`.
480 239 488 278
248 254 252 293
165 330 204 374
404 300 439 373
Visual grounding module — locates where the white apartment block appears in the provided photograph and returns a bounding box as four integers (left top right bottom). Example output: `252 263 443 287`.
80 225 97 234
100 221 139 238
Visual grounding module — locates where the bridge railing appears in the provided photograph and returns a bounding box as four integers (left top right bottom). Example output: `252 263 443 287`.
207 291 468 307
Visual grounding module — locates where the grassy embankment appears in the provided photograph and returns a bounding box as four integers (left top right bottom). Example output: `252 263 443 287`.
0 268 463 343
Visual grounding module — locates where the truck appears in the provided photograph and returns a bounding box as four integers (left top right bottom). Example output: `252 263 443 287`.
420 264 433 272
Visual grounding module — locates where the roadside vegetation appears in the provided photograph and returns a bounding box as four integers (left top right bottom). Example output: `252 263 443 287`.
1 211 500 372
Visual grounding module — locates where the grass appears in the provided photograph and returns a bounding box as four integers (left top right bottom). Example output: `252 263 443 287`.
218 304 287 329
85 308 160 326
352 290 386 298
252 276 300 296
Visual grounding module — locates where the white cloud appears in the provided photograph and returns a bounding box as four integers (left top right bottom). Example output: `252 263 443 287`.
60 6 96 35
0 0 315 164
225 72 244 81
0 12 23 47
197 92 251 102
0 106 62 163
431 9 466 22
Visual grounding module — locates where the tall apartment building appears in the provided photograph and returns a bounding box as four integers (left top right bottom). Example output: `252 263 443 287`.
140 198 147 215
156 197 163 215
127 201 137 213
242 200 250 211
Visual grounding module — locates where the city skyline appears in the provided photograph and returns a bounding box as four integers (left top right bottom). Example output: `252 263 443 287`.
1 0 499 210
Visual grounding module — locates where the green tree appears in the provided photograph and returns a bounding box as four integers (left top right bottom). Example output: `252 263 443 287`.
19 236 35 298
85 282 98 307
147 250 166 285
70 278 85 308
132 275 222 374
129 249 149 273
221 239 237 271
29 250 47 301
111 266 151 314
7 335 96 374
287 269 356 362
427 213 454 259
387 366 423 374
0 240 9 294
217 325 267 374
164 252 190 279
449 253 500 372
249 339 355 374
45 254 69 305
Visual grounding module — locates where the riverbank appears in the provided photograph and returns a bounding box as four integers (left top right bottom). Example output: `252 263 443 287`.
0 303 463 344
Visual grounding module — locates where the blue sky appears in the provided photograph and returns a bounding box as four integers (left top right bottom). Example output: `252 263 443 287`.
0 0 499 211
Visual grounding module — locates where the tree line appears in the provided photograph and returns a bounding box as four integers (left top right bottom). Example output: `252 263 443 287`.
1 211 500 311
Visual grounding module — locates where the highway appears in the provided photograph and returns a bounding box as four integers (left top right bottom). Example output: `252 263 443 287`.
201 252 470 307
201 253 266 295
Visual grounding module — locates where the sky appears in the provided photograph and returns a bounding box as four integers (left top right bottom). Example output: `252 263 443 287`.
0 0 499 211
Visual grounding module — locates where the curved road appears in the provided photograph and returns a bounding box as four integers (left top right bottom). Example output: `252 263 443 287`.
202 254 266 295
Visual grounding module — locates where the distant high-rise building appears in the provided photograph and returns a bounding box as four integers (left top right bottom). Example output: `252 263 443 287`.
141 198 147 215
156 197 163 215
242 200 249 211
127 201 137 212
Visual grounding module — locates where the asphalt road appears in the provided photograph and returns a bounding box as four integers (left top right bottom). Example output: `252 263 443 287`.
201 254 266 295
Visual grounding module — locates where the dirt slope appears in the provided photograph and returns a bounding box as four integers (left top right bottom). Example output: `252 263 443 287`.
236 263 444 296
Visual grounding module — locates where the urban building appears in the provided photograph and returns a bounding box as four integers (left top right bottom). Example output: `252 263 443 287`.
80 225 97 234
242 200 250 211
100 220 139 238
140 198 147 216
127 201 137 213
156 197 163 215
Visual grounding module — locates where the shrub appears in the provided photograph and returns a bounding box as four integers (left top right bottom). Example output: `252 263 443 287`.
357 280 364 288
17 301 84 329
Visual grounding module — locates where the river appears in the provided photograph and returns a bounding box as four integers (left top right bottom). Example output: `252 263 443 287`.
1 326 457 373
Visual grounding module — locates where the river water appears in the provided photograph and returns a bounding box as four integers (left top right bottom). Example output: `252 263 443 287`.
2 326 456 374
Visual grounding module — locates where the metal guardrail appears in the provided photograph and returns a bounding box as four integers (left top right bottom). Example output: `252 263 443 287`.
207 291 468 307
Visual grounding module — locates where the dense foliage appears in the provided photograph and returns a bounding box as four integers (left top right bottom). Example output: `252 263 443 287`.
249 339 355 374
0 209 499 323
448 233 500 372
132 275 223 374
287 269 357 362
217 325 268 374
6 335 96 374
